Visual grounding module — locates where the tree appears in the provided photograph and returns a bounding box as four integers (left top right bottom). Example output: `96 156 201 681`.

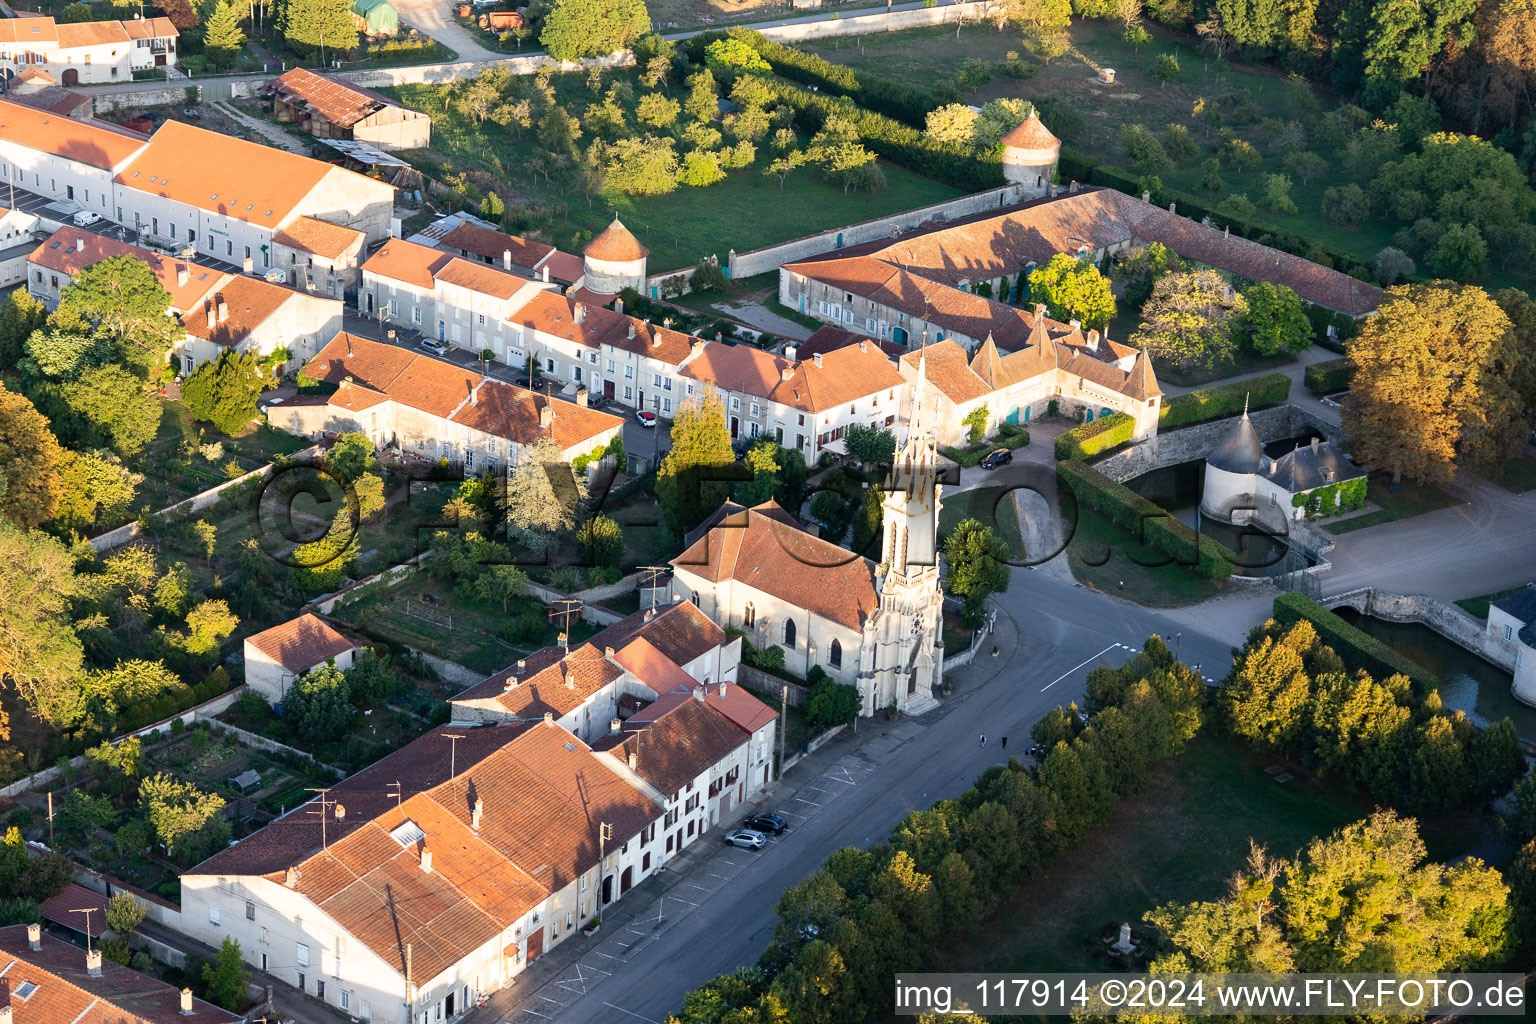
204 0 246 64
475 564 529 613
657 391 735 535
764 149 807 190
1322 182 1371 224
1124 23 1152 50
844 424 895 464
678 149 727 187
684 69 719 123
973 98 1034 148
693 260 729 292
577 513 624 565
0 384 61 530
809 489 853 543
1017 0 1071 31
0 522 83 724
637 91 680 129
177 599 239 658
944 519 1010 626
1152 52 1181 85
0 290 46 364
540 0 649 59
1220 137 1261 172
182 350 268 435
279 0 358 54
606 135 679 195
49 365 159 457
54 256 180 375
501 436 588 556
1261 172 1297 213
1132 269 1248 374
86 737 146 784
350 472 384 522
705 36 770 71
962 406 988 443
1121 124 1172 175
805 678 860 728
924 104 980 147
850 483 884 558
190 520 218 568
1283 150 1328 186
52 449 136 535
1027 254 1116 331
286 662 354 739
1239 282 1311 356
1197 157 1225 193
1426 223 1487 279
203 937 247 1010
326 431 377 481
139 772 230 864
1373 246 1415 285
1114 242 1184 309
106 890 147 937
1344 283 1527 484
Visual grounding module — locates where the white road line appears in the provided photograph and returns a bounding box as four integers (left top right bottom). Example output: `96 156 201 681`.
792 797 821 806
593 951 622 961
602 1002 662 1023
707 871 729 879
537 996 564 1007
1041 643 1122 691
685 882 711 891
664 894 698 907
580 962 613 976
517 1009 552 1020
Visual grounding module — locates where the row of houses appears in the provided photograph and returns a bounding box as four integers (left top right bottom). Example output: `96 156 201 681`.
188 602 776 1024
0 15 178 85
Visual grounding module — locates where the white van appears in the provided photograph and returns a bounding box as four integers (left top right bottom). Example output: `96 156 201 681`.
71 210 102 227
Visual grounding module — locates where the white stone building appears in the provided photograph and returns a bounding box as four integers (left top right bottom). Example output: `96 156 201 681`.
579 216 647 297
0 205 41 288
0 16 178 85
1200 407 1365 523
176 274 344 374
242 612 363 704
26 227 225 312
0 99 145 216
1486 586 1536 706
999 113 1060 188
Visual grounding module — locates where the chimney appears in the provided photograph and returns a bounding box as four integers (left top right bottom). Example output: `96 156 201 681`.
420 845 433 873
573 303 585 324
643 608 655 622
1034 303 1047 319
690 339 705 359
206 306 216 329
615 298 624 315
285 866 299 887
1069 179 1079 193
75 235 85 252
542 265 550 283
1141 190 1150 202
604 646 615 659
539 404 554 428
27 923 40 950
663 317 673 329
503 249 512 270
1 1005 10 1024
609 717 621 736
565 672 575 690
517 659 526 673
543 711 554 725
243 256 253 274
812 352 823 368
720 681 729 699
177 265 189 287
180 989 194 1016
692 684 704 702
780 365 794 383
627 750 637 770
576 387 588 408
471 798 483 830
1168 201 1177 215
218 298 229 323
627 321 636 340
1311 436 1319 452
1224 226 1230 239
87 949 103 977
346 334 353 355
784 345 797 361
1086 329 1100 352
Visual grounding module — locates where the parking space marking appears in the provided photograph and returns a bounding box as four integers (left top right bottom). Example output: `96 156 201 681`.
663 894 699 907
685 882 711 892
792 797 821 807
593 951 623 961
602 1002 662 1023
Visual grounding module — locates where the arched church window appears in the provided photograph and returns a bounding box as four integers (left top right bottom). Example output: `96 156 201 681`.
829 638 841 668
784 619 797 649
743 603 755 629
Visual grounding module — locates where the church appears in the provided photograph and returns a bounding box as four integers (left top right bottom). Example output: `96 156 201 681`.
670 370 948 717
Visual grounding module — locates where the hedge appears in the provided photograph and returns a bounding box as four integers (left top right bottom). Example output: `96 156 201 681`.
1304 358 1353 396
1057 459 1234 579
1055 412 1135 461
1271 592 1438 691
1159 372 1291 429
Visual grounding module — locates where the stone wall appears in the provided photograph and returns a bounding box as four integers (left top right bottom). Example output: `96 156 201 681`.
1092 405 1340 482
729 183 1031 281
759 1 987 42
89 84 201 116
339 50 632 90
1325 587 1517 672
740 666 809 706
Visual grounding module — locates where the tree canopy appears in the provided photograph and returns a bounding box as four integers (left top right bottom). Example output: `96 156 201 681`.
1239 282 1312 356
53 256 179 377
502 436 589 555
280 0 358 54
943 518 1011 626
539 0 650 61
0 522 83 724
657 391 736 536
1131 269 1249 374
0 384 62 530
182 350 269 435
1027 254 1117 331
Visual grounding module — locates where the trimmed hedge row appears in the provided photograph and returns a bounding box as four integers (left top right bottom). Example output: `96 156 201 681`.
1304 358 1353 396
1055 411 1135 461
945 424 1029 467
1271 592 1438 691
1159 372 1291 429
1057 459 1234 579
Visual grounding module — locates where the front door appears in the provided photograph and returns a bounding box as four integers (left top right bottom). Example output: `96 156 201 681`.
730 417 739 439
620 867 633 895
437 320 445 342
602 874 614 904
62 67 78 86
526 929 543 962
603 379 614 399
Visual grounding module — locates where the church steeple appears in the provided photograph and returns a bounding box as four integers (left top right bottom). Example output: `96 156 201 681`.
881 356 942 579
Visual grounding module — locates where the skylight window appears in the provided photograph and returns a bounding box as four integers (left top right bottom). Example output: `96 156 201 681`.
389 820 425 847
15 981 38 1000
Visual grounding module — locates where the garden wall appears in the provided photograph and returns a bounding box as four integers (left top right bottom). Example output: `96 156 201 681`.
339 50 632 90
90 85 203 116
740 666 808 706
728 181 1030 280
758 1 988 43
1092 405 1340 482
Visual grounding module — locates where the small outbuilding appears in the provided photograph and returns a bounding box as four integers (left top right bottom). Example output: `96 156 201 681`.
262 67 430 151
350 0 399 35
1201 407 1364 523
999 112 1060 190
242 612 363 705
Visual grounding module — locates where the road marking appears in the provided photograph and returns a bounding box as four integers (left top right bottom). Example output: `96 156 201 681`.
602 1002 662 1023
593 951 623 961
792 797 821 806
1041 643 1122 691
537 996 564 1007
664 894 698 907
707 871 729 879
685 882 711 892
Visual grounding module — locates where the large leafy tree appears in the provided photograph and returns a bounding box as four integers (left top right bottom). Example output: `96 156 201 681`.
1027 254 1116 331
1238 282 1312 356
0 384 62 530
182 350 269 435
280 0 358 53
943 518 1010 626
605 135 679 195
0 289 46 364
657 391 735 536
48 365 160 457
0 522 83 724
285 662 354 740
54 256 179 377
138 772 230 864
1131 269 1248 375
501 436 588 556
1114 242 1184 309
203 937 247 1010
1344 283 1527 484
539 0 650 61
53 449 137 536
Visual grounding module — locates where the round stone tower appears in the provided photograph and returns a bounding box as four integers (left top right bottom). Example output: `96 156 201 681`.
999 113 1061 189
582 216 649 295
1201 406 1263 522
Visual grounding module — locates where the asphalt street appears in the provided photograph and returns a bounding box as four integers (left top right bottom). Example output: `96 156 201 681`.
488 566 1236 1024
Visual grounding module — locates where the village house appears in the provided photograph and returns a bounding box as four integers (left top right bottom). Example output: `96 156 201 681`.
262 68 431 152
276 332 624 471
5 69 93 119
0 924 239 1024
271 215 368 299
0 205 41 288
179 721 660 1024
26 228 226 312
1201 407 1365 524
242 612 364 704
175 273 343 374
0 99 146 218
0 15 177 85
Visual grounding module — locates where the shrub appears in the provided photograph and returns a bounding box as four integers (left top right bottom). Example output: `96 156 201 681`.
1304 358 1352 396
1054 412 1136 461
962 406 989 442
1158 373 1290 429
1057 460 1234 578
1271 592 1436 690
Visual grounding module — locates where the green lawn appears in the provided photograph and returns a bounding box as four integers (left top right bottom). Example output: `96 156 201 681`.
1066 508 1231 608
1325 477 1459 535
945 734 1496 973
379 72 965 273
1457 586 1529 620
939 485 1027 561
1496 456 1536 494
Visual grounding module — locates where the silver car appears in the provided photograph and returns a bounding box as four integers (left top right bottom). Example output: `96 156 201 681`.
419 338 449 356
723 828 767 850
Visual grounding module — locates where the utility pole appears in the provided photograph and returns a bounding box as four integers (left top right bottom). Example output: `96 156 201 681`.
1175 632 1182 662
47 791 54 848
444 733 464 780
552 599 581 638
778 686 788 778
70 908 97 953
404 942 413 1016
597 822 612 905
305 788 334 850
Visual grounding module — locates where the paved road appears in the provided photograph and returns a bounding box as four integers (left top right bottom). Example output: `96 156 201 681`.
480 568 1235 1024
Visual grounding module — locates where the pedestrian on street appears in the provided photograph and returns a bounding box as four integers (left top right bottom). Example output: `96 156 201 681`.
980 734 986 747
1002 736 1008 749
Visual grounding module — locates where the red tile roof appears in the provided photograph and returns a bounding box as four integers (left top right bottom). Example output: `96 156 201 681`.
56 20 129 45
0 17 58 43
263 68 396 129
582 216 647 262
243 612 359 673
181 275 307 348
594 694 747 795
0 99 147 169
440 222 554 270
361 238 453 289
680 338 902 413
27 228 227 312
272 216 364 260
795 325 902 361
122 17 178 38
433 256 529 300
541 250 585 284
1000 113 1060 150
40 883 109 937
455 642 627 720
588 600 726 667
701 680 777 734
508 290 698 366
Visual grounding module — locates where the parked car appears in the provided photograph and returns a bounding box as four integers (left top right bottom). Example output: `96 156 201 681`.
742 813 787 835
418 338 449 355
635 410 658 428
71 210 102 227
723 828 767 850
514 375 537 389
979 448 1013 470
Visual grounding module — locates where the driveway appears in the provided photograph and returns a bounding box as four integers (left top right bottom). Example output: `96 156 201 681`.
383 0 501 61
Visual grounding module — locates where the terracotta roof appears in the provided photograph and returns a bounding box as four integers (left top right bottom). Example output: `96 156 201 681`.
541 250 585 284
115 120 379 231
900 341 990 404
181 275 307 348
1000 113 1060 150
28 228 227 312
40 883 109 937
0 926 240 1024
700 679 777 733
589 600 727 667
361 238 453 290
509 290 698 367
611 637 697 696
13 67 54 84
263 68 390 129
243 612 359 673
455 643 627 720
56 20 129 45
795 325 902 361
0 17 58 43
122 17 178 38
0 99 146 169
582 216 648 263
672 500 878 630
433 256 529 300
440 222 554 269
272 216 364 260
302 333 624 451
595 694 747 795
6 87 90 118
679 338 901 413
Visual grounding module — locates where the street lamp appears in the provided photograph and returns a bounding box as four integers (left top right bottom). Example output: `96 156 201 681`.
1175 632 1182 662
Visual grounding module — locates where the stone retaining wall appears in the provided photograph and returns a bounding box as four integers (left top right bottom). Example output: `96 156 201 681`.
1093 404 1340 483
740 666 809 706
1325 587 1517 672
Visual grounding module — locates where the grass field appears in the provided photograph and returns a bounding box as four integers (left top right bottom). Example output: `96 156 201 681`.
1325 477 1459 535
801 21 1530 291
939 485 1027 560
381 73 965 273
1457 586 1530 620
944 733 1497 973
1066 509 1231 607
1495 456 1536 494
